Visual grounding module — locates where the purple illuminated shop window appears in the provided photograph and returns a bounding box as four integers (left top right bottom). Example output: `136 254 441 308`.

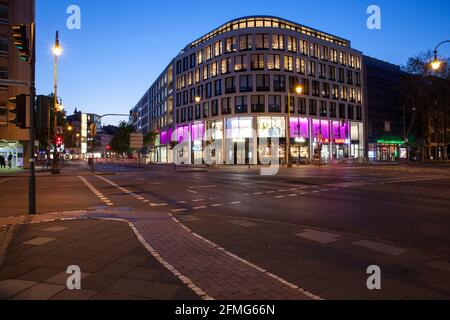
312 120 330 140
160 131 167 145
191 123 205 142
332 121 349 140
167 128 173 144
290 118 309 138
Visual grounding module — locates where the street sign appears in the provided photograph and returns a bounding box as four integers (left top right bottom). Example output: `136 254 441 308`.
130 133 144 149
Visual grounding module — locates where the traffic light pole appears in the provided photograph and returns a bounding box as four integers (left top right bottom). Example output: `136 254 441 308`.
28 23 36 215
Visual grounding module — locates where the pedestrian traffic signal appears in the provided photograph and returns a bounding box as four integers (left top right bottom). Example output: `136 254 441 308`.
12 24 30 62
9 94 27 129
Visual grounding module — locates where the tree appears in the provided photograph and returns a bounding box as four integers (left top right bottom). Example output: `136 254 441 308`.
144 131 158 148
110 121 135 155
399 51 450 160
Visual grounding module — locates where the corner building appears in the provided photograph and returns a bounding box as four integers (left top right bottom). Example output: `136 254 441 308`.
131 16 367 164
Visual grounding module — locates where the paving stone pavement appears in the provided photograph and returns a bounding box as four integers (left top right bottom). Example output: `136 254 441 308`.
0 210 319 300
0 219 199 300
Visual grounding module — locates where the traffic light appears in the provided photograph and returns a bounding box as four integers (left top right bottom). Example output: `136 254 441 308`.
12 24 30 62
56 135 64 148
9 94 27 128
36 95 50 131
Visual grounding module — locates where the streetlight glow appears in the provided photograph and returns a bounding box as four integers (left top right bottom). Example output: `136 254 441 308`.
295 85 303 95
195 96 201 103
53 45 62 56
431 58 442 71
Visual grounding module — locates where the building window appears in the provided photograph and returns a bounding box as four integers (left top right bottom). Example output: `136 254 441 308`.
296 58 306 74
214 79 222 96
340 52 347 65
255 33 269 49
330 102 337 117
272 34 284 50
356 106 362 120
225 36 236 53
267 54 280 70
287 36 297 53
268 95 282 113
273 75 286 92
221 58 231 74
205 82 212 98
322 83 330 98
301 78 310 95
300 40 308 55
197 50 203 65
203 65 209 80
308 61 316 77
214 40 223 57
309 99 317 116
310 43 319 58
235 96 248 114
338 68 345 83
298 98 307 114
285 96 295 113
0 101 7 126
225 77 236 94
222 97 232 115
251 95 265 113
256 74 270 91
188 106 193 121
212 100 219 117
347 70 353 85
319 63 326 79
339 103 346 119
332 84 339 100
251 54 265 70
320 46 329 61
195 104 201 120
211 61 218 77
312 81 320 97
234 55 248 72
331 49 338 63
239 34 253 51
320 101 328 117
347 105 354 119
239 75 253 93
190 54 196 68
329 66 336 81
341 86 348 101
284 56 294 72
203 102 209 118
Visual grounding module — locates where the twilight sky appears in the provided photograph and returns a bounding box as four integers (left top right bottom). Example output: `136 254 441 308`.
36 0 450 125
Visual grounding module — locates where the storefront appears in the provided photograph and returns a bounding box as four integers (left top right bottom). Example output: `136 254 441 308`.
0 140 23 169
369 139 405 162
290 117 310 161
332 121 350 159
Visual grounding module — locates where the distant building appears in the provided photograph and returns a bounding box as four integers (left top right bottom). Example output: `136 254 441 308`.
364 56 405 161
0 0 35 168
66 110 102 155
131 16 367 164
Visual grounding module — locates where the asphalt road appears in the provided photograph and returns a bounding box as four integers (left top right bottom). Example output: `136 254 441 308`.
1 163 449 299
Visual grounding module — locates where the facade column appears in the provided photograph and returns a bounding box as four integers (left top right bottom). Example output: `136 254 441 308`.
252 116 258 165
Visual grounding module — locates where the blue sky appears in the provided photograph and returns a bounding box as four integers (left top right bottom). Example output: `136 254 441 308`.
36 0 450 125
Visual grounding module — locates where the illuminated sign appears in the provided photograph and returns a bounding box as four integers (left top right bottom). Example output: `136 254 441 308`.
334 139 348 144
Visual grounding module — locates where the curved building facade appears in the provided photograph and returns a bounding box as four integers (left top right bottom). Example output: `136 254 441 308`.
131 16 367 165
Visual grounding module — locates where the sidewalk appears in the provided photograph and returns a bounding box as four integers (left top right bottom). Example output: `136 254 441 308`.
0 219 199 300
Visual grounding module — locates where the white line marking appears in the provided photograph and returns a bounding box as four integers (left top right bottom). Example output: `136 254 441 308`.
193 206 207 210
189 185 217 189
177 201 187 204
275 195 285 199
193 199 206 202
150 203 168 207
296 229 341 244
288 194 297 197
211 204 224 207
354 240 407 256
187 189 198 194
229 201 241 205
172 208 188 213
78 176 113 207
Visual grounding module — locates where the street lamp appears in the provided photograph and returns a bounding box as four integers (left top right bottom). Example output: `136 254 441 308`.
430 40 449 71
195 96 201 103
286 84 303 168
51 31 62 174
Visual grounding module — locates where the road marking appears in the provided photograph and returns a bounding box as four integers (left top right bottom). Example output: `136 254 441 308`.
79 176 113 207
253 192 263 195
353 240 407 256
228 220 258 228
177 201 187 204
193 199 206 202
0 179 10 184
211 204 224 207
150 203 168 207
287 194 297 197
266 191 276 194
229 201 241 205
193 206 207 210
189 185 217 189
172 208 188 213
296 229 341 244
275 195 285 199
187 189 199 194
278 189 287 192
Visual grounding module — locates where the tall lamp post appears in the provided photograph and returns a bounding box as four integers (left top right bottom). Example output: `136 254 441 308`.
286 85 303 167
51 31 62 174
